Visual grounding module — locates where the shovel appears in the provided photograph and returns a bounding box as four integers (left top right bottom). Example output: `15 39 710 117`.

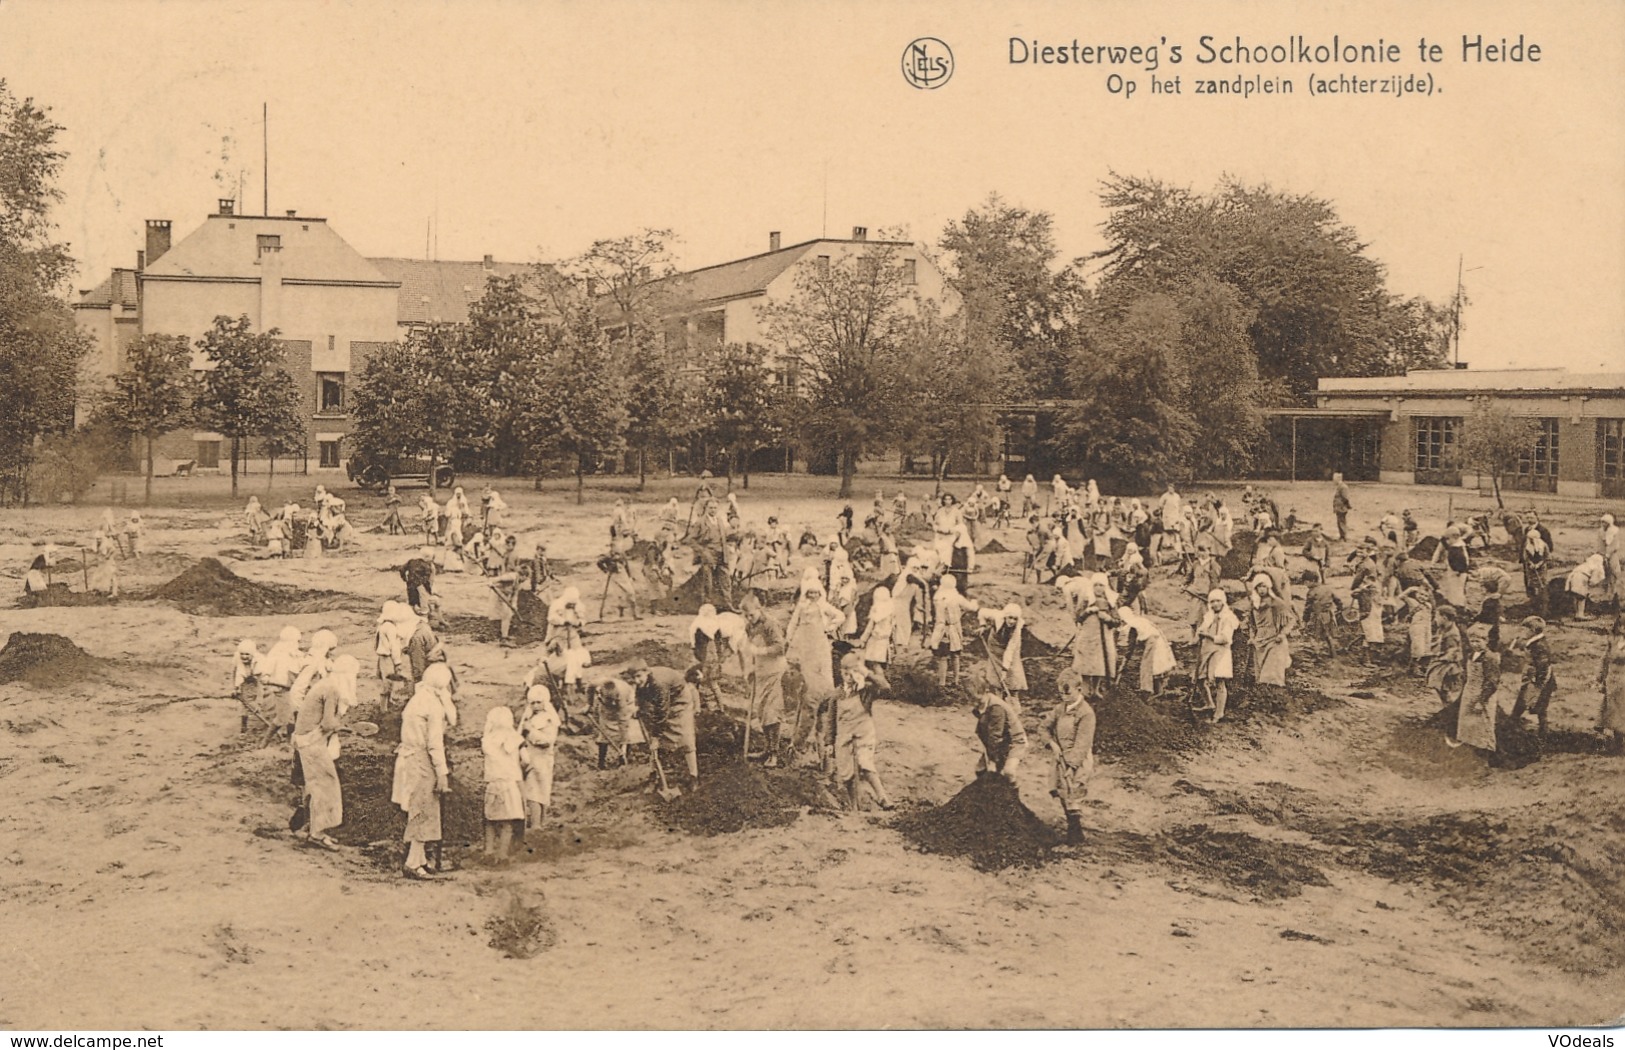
639 718 681 801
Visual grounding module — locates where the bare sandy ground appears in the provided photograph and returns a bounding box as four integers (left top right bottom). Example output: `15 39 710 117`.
0 474 1620 1030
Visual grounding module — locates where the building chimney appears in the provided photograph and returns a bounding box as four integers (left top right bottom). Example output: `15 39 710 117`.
145 219 172 265
218 198 236 216
284 209 295 218
769 231 781 251
136 250 146 271
852 226 867 241
483 254 494 268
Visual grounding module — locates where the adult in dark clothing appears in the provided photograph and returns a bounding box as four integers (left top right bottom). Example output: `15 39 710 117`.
1332 478 1352 541
400 556 437 615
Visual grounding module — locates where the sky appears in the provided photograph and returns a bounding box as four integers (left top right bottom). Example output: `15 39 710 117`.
2 0 1622 372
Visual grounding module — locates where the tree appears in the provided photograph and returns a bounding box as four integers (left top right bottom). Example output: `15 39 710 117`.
1452 401 1537 508
192 315 296 497
704 342 783 490
465 273 547 474
760 237 921 498
349 327 488 490
93 333 193 503
1169 277 1270 477
515 300 629 504
255 376 306 489
1053 295 1195 490
939 193 1067 395
568 229 682 485
1090 173 1453 399
0 80 90 504
895 306 1007 491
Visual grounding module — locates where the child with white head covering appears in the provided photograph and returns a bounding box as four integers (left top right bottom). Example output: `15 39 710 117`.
927 574 981 687
482 706 525 859
520 685 561 830
231 638 263 734
292 654 358 850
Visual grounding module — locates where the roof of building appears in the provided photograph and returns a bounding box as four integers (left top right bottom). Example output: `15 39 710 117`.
1319 367 1625 394
75 268 139 309
143 214 396 285
368 257 546 325
606 237 914 318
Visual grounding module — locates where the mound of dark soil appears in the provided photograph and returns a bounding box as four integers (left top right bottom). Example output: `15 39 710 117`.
329 743 485 848
662 761 833 835
1218 531 1260 580
21 583 114 608
978 538 1013 555
600 637 696 672
648 570 752 616
886 664 962 707
694 708 745 770
1091 689 1205 765
1409 536 1441 561
895 773 1061 871
1161 823 1331 900
441 589 549 645
150 557 346 616
0 632 101 687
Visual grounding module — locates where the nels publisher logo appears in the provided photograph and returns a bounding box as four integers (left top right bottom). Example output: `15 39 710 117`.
902 37 953 89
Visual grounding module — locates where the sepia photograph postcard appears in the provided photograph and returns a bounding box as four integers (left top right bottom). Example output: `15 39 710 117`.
0 0 1621 1038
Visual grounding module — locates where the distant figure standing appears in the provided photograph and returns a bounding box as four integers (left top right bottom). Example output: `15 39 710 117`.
1332 475 1352 541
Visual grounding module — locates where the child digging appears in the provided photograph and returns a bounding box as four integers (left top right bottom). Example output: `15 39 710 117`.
482 707 526 860
520 685 561 831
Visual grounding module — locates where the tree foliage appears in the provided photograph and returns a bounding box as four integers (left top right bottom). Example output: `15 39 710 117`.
515 298 630 503
1054 295 1195 489
93 333 193 502
704 342 783 488
760 236 923 497
895 305 1007 486
1091 173 1451 399
1451 400 1537 508
0 80 89 504
939 193 1068 396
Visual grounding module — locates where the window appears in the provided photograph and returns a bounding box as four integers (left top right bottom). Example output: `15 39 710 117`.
319 440 341 469
256 234 281 252
195 440 221 469
815 255 830 277
1414 416 1457 472
1514 418 1560 482
857 256 878 282
776 361 800 397
318 372 346 414
327 334 336 352
903 258 917 284
1602 420 1624 480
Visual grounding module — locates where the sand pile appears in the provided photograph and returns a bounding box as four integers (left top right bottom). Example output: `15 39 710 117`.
0 632 102 687
662 761 832 836
895 773 1061 871
150 557 345 616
